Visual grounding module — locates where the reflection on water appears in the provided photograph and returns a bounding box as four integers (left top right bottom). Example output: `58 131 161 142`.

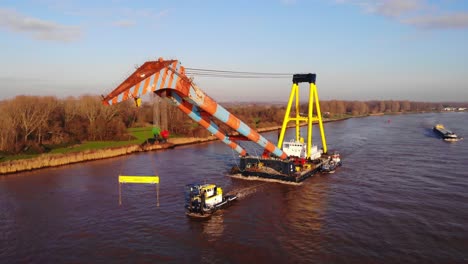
1 112 468 263
202 214 225 242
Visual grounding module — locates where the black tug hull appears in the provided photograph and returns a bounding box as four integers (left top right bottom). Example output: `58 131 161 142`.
232 156 324 183
186 195 237 219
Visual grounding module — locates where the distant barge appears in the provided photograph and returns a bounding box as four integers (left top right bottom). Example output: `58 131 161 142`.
433 124 462 142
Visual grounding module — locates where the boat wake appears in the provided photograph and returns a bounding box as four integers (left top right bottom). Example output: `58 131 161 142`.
227 174 299 200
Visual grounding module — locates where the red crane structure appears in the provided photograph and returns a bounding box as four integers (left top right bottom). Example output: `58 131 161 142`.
102 57 287 159
102 57 340 182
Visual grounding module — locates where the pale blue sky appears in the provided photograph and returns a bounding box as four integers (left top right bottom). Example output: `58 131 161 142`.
1 0 468 102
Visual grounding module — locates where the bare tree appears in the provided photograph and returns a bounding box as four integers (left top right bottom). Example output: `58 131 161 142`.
0 100 18 151
101 102 120 123
336 101 346 115
401 100 411 112
379 101 386 113
36 96 59 144
78 95 102 140
391 101 400 113
78 95 127 140
63 96 80 125
12 96 57 144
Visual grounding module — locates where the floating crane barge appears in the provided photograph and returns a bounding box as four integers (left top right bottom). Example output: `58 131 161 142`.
101 58 340 183
234 156 323 183
232 73 340 183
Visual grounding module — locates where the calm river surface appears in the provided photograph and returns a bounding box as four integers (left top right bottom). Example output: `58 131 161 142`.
1 112 468 263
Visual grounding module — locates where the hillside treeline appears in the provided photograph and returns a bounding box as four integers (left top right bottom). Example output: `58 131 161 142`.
0 95 463 154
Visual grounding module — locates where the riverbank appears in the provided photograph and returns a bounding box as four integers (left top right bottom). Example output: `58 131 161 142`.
0 119 348 175
0 138 213 175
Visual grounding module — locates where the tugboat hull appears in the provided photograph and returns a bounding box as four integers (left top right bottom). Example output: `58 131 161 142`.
186 212 212 219
185 190 237 219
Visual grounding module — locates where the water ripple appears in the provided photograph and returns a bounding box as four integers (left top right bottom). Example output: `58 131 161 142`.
1 112 468 263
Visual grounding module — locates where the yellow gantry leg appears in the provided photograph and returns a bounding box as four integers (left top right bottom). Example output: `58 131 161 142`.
295 85 300 141
312 83 327 154
307 83 314 158
277 83 298 148
278 77 328 158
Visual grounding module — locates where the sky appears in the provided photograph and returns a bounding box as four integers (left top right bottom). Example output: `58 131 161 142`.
1 0 468 102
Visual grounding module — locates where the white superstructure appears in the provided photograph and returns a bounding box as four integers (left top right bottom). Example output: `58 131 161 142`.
282 139 322 160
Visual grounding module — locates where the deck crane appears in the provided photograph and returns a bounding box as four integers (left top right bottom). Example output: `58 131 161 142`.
102 57 340 183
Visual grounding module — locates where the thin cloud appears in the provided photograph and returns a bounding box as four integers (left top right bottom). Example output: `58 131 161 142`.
335 0 468 30
335 0 425 16
92 8 170 28
372 0 424 18
0 8 82 42
112 19 136 28
110 8 169 28
0 8 81 42
155 9 169 19
29 3 171 29
402 12 468 29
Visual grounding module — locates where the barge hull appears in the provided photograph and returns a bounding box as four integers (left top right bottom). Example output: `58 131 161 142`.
233 156 324 183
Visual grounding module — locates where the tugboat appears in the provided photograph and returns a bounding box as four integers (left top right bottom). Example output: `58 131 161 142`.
320 152 342 173
185 183 237 219
433 124 461 142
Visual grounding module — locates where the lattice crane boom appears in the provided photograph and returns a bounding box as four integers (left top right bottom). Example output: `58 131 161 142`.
102 57 288 160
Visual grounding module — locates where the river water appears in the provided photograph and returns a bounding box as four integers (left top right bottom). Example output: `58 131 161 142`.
1 112 468 263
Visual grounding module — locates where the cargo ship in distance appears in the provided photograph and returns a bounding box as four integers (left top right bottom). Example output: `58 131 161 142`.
433 124 462 142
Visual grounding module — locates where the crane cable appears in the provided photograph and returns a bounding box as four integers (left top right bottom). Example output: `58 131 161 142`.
185 67 294 79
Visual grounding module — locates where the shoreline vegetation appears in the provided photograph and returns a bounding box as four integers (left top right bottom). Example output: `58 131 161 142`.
1 109 465 175
1 94 466 176
0 118 350 175
1 109 466 175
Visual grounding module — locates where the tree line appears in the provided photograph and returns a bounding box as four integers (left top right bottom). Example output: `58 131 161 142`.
313 100 445 116
0 95 464 154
